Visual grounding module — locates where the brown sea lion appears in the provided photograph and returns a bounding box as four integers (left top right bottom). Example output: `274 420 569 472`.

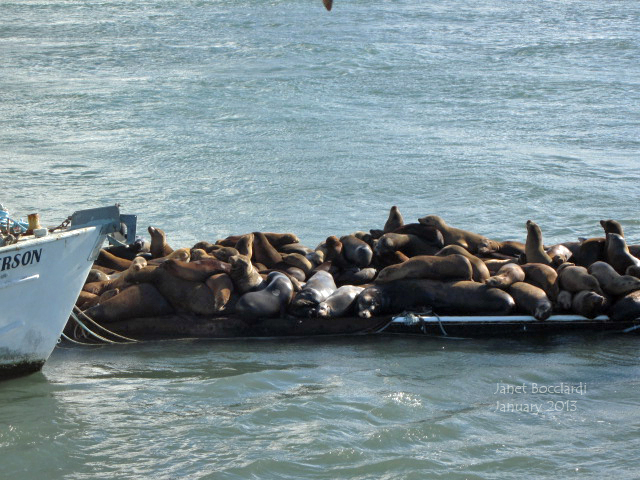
605 233 640 275
520 263 559 301
163 258 231 283
600 219 624 237
76 291 99 309
418 215 499 254
335 267 377 286
574 238 605 268
374 250 411 268
610 290 640 321
486 263 525 289
628 245 640 260
375 233 440 258
383 206 404 233
278 243 314 256
86 268 110 283
84 283 174 323
375 254 472 284
252 232 283 269
323 236 349 269
357 280 515 318
572 290 607 319
588 261 640 297
313 285 364 318
234 234 254 258
626 265 640 278
228 255 264 294
391 223 444 247
192 241 217 253
435 245 490 283
483 259 517 276
95 248 132 271
524 220 552 266
205 273 235 313
492 240 526 258
556 290 573 311
557 264 603 295
508 282 552 321
208 246 240 263
148 226 174 259
235 272 294 319
281 253 314 277
546 244 573 266
340 235 374 267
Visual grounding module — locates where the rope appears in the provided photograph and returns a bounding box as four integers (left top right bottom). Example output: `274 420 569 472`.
69 311 123 344
73 306 139 343
60 332 98 346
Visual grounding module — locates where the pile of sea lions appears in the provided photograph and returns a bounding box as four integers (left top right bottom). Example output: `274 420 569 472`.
74 208 640 330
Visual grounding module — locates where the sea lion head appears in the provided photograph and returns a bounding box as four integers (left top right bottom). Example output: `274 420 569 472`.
357 286 383 318
418 215 445 228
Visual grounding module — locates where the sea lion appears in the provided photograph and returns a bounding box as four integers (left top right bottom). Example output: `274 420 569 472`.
626 265 640 278
340 235 374 268
605 233 640 275
163 257 231 283
435 245 490 283
289 270 337 317
524 220 553 266
508 282 552 321
374 250 411 268
335 267 377 286
375 254 472 284
314 285 364 318
83 257 148 295
375 233 440 258
588 261 640 297
251 232 283 269
483 258 517 275
383 206 404 233
492 241 526 258
205 273 235 313
391 224 444 247
485 263 525 289
600 219 624 237
281 253 314 277
76 291 99 309
228 255 264 294
574 238 605 268
234 234 253 258
418 215 499 254
557 264 603 295
235 272 294 319
95 248 132 271
353 231 375 248
572 290 606 319
546 244 573 266
86 268 110 283
610 290 640 321
322 236 350 269
103 238 150 261
629 245 640 260
278 243 314 256
148 226 174 259
520 263 559 301
209 246 241 263
215 232 299 248
357 280 515 318
84 283 174 323
556 290 573 311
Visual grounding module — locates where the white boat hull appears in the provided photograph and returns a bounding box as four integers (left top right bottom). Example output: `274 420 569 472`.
0 226 106 377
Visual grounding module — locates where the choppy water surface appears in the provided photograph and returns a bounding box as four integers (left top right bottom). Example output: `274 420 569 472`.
1 0 639 478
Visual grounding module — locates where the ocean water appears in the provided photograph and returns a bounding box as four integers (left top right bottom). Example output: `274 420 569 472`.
1 0 639 478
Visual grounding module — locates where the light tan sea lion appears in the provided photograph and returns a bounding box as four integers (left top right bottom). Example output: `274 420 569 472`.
520 263 559 301
418 215 499 254
375 254 473 284
205 273 235 313
524 220 552 266
546 244 573 266
234 234 254 258
228 254 264 294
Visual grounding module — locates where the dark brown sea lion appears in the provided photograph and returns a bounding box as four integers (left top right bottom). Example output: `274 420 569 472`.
600 219 624 237
76 291 99 309
508 282 552 321
335 267 377 286
163 258 231 283
391 223 444 247
588 261 640 297
86 268 110 283
192 241 217 253
103 238 149 261
313 285 364 318
357 280 515 318
340 235 374 267
374 250 410 269
524 220 552 266
605 233 640 275
148 226 174 259
557 264 603 295
208 246 240 263
572 290 607 319
228 255 264 294
205 273 235 313
375 254 472 284
492 241 526 258
435 245 490 283
95 248 132 271
278 243 314 256
418 215 499 254
485 263 525 289
628 245 640 260
375 233 440 258
574 238 605 268
84 283 174 323
235 272 294 319
520 263 559 301
556 290 573 311
610 290 640 321
626 265 640 278
383 206 404 233
323 236 350 269
252 232 283 268
234 234 253 258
